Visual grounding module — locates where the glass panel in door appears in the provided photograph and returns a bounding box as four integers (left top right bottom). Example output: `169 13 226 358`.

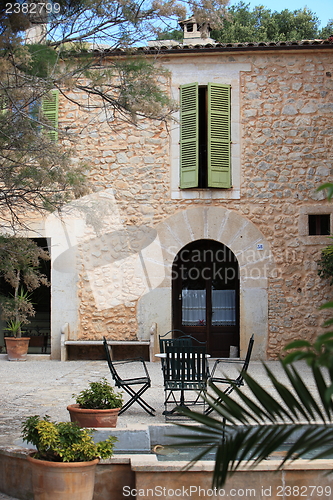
182 289 206 326
211 289 236 326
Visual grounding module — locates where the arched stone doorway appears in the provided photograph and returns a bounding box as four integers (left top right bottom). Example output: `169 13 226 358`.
137 206 274 360
172 239 239 357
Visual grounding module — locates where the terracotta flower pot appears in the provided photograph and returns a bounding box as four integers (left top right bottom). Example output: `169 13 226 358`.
27 454 99 500
4 337 30 361
67 404 121 428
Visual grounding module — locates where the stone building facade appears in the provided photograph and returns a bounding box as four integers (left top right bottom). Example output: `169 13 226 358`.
23 37 333 361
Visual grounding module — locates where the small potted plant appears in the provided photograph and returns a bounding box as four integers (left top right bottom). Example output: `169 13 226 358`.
22 414 117 500
67 378 124 428
2 288 35 361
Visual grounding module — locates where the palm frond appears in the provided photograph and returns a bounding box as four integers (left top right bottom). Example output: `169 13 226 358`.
283 364 328 421
172 360 333 489
317 182 333 200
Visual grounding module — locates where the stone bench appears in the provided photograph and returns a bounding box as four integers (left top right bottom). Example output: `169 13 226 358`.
60 324 156 362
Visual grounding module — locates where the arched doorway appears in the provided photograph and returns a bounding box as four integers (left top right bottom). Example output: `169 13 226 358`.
172 239 239 357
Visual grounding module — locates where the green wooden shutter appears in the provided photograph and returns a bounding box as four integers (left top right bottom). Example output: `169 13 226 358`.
42 89 59 141
207 83 231 188
179 83 199 189
0 96 9 116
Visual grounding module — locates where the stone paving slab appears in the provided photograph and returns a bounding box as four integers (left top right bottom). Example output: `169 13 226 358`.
0 358 165 447
0 356 318 500
0 357 317 448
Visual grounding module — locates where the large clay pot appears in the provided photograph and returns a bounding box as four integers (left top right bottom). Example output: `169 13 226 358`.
4 337 30 361
67 404 120 428
27 454 98 500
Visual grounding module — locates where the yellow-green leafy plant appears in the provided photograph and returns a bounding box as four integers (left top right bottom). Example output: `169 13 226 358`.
22 415 117 462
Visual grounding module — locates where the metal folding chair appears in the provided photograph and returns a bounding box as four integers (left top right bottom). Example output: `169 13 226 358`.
103 337 156 416
205 334 254 415
158 330 187 354
159 331 206 354
162 344 209 419
158 332 207 374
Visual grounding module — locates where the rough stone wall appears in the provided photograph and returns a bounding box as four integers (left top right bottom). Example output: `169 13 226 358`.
59 93 172 340
58 48 333 358
240 50 333 357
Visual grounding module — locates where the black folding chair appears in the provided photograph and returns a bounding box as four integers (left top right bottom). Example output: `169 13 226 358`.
162 344 209 419
205 334 254 416
103 337 156 416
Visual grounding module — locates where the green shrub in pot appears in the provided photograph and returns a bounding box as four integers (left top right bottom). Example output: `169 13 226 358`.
22 415 117 500
74 378 123 410
67 378 124 428
22 414 117 462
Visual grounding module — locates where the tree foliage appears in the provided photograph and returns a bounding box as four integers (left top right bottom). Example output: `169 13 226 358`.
1 0 228 48
159 2 333 43
0 0 229 228
0 235 50 335
317 242 333 285
211 2 324 42
0 72 88 228
316 184 333 285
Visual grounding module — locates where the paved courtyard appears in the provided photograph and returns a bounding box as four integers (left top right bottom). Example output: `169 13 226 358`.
0 355 319 499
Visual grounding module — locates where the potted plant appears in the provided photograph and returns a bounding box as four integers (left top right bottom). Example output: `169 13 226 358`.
22 414 117 500
0 236 50 360
67 378 124 428
2 288 35 361
3 316 29 361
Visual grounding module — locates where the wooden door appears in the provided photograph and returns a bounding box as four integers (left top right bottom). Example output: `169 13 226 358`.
172 240 239 357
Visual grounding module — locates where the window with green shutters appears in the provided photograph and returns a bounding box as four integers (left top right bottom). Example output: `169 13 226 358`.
0 90 59 142
41 89 59 142
179 83 231 189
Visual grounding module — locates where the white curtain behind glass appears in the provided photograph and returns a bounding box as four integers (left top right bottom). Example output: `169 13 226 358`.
182 289 206 325
212 290 236 325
